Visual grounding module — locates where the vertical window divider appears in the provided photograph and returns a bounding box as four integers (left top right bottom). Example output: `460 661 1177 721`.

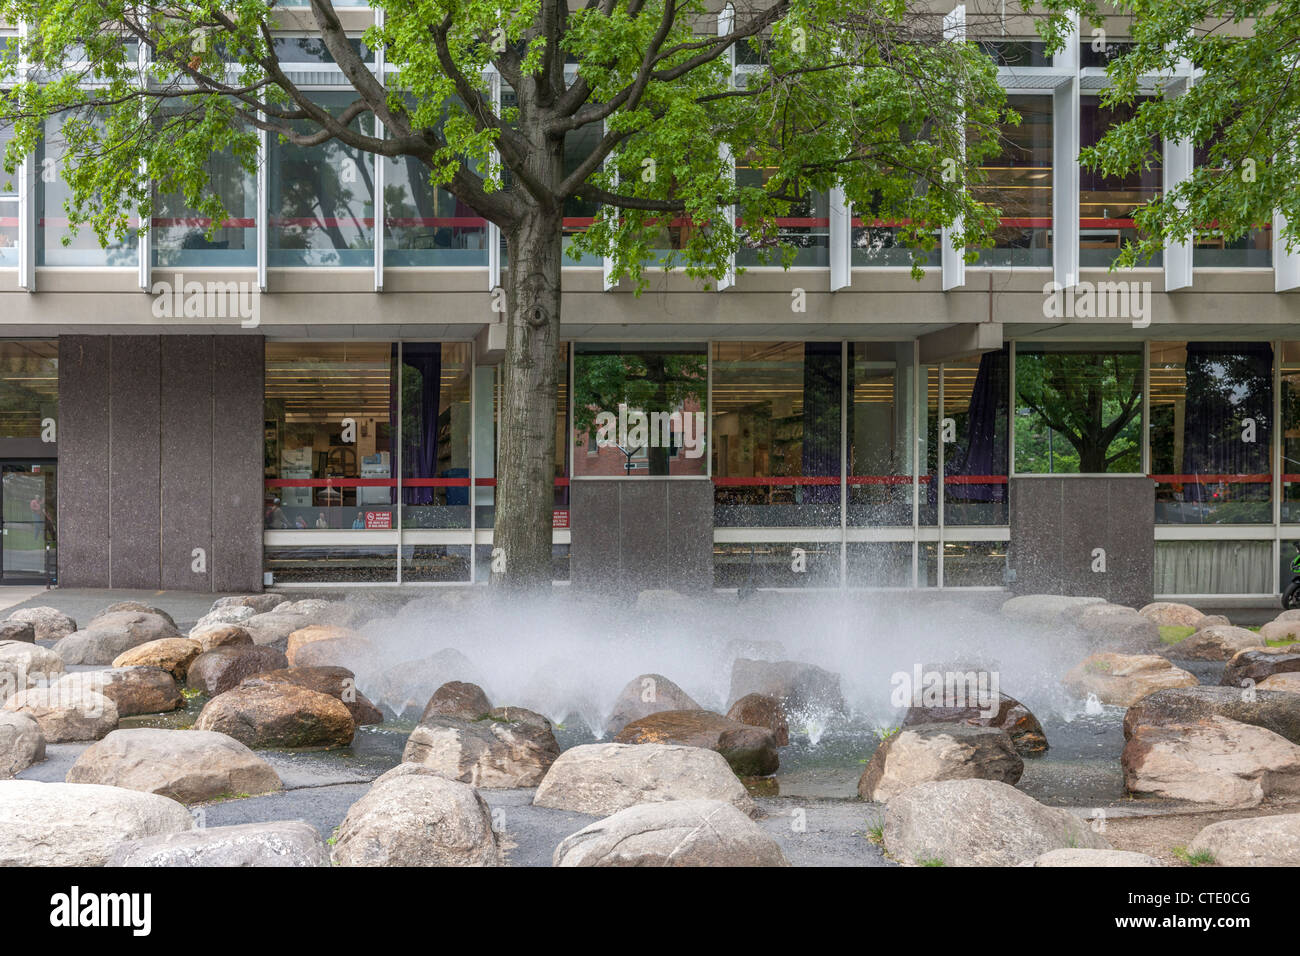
374 5 385 293
395 340 403 585
1141 339 1151 475
912 338 920 588
839 339 847 588
1274 338 1283 595
937 361 945 588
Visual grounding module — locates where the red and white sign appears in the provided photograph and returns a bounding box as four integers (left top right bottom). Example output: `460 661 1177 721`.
552 510 570 529
364 511 392 529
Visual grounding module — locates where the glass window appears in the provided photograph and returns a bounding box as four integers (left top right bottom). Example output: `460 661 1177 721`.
973 96 1052 266
0 341 57 439
563 123 602 267
265 545 397 584
268 92 374 266
1155 540 1271 595
714 541 840 588
846 541 914 587
942 540 1008 586
942 349 1010 524
0 124 17 267
264 342 395 532
401 544 471 583
1080 97 1162 267
712 342 839 526
152 105 256 268
1150 342 1273 524
979 39 1053 67
271 36 374 64
398 343 472 530
735 165 829 268
1079 39 1138 69
1279 344 1300 522
1014 343 1143 473
384 154 488 267
1191 138 1272 268
574 343 707 478
848 342 914 526
38 116 139 266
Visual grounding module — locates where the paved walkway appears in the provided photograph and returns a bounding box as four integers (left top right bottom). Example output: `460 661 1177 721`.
0 588 241 628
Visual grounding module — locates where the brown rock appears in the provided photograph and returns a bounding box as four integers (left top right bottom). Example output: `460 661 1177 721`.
900 692 1048 756
254 666 383 725
402 712 560 788
1163 625 1265 662
604 673 700 736
194 679 355 750
1139 602 1206 628
286 625 364 667
725 693 789 747
1221 649 1300 689
113 638 202 681
615 709 779 776
859 723 1024 801
1063 653 1198 707
1123 685 1300 745
420 681 492 722
191 625 254 653
186 645 289 696
55 667 183 717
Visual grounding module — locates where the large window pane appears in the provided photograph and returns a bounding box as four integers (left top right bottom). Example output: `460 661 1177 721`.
264 342 394 531
735 166 829 268
973 96 1052 266
38 116 139 266
269 92 374 266
1150 342 1272 524
1014 343 1143 473
712 341 839 526
1191 137 1272 268
942 349 1010 524
848 342 914 525
399 343 471 530
1080 97 1161 267
0 341 57 438
714 540 840 588
0 125 17 267
574 343 707 478
1155 540 1271 595
384 156 488 266
1280 343 1300 522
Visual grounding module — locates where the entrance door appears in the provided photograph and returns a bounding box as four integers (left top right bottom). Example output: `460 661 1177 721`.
0 461 56 584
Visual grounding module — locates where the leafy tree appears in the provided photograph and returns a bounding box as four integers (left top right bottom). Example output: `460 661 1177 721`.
0 0 1014 589
1036 0 1300 266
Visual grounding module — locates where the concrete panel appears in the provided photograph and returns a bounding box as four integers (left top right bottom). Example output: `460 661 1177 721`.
211 336 265 592
1010 476 1154 606
666 479 714 595
570 479 619 588
56 336 111 587
108 336 161 588
620 480 669 593
161 336 213 590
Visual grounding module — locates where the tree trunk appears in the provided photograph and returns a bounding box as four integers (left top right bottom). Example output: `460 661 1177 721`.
493 206 564 591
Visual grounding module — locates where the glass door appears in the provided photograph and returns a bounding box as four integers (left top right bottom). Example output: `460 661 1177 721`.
1 461 56 584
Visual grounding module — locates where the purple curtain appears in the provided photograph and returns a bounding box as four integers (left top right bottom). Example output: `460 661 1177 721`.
801 342 841 504
1181 342 1272 503
401 343 442 506
936 346 1009 507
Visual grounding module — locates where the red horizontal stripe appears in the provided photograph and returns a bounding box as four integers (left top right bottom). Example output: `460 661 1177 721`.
1149 474 1272 484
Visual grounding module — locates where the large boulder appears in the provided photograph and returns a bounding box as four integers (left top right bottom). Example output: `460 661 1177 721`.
186 645 289 695
109 819 326 867
0 712 44 778
211 594 286 615
604 673 700 736
534 743 758 817
1063 653 1198 707
1122 715 1300 808
421 681 492 722
613 709 779 776
1026 849 1162 867
900 692 1048 756
1076 604 1162 652
402 712 560 787
0 640 64 700
54 667 182 717
0 780 193 866
189 624 255 653
194 679 355 749
367 649 483 718
1123 685 1300 746
1139 602 1207 628
1259 673 1300 693
1260 619 1300 643
92 602 177 629
5 606 76 642
286 625 366 666
289 636 371 670
1221 649 1300 689
52 611 181 665
1164 625 1265 662
0 621 34 644
726 693 789 747
67 728 282 803
554 799 789 867
859 724 1024 801
2 687 117 742
112 638 202 681
330 773 500 867
727 658 845 715
1001 594 1105 624
253 667 383 726
190 605 256 634
882 779 1110 866
1186 814 1300 867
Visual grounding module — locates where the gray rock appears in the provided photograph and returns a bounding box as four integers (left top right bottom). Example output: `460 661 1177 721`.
0 621 34 644
554 799 789 867
211 594 286 615
54 667 182 717
0 640 64 701
239 611 315 647
186 645 288 695
859 723 1024 801
1139 602 1206 628
1221 649 1300 689
67 728 282 804
421 681 492 721
1186 813 1300 866
109 819 326 867
0 711 44 778
882 779 1110 866
1164 625 1265 662
190 605 256 635
1076 605 1162 652
53 611 181 665
2 687 117 742
330 774 500 867
1001 594 1106 624
368 648 483 718
727 658 845 715
604 673 700 736
5 607 76 642
533 742 758 817
1124 685 1300 746
1026 848 1162 867
402 713 560 788
92 603 177 630
0 780 194 866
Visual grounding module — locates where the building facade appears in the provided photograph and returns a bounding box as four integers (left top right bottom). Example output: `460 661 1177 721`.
1 7 1298 604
